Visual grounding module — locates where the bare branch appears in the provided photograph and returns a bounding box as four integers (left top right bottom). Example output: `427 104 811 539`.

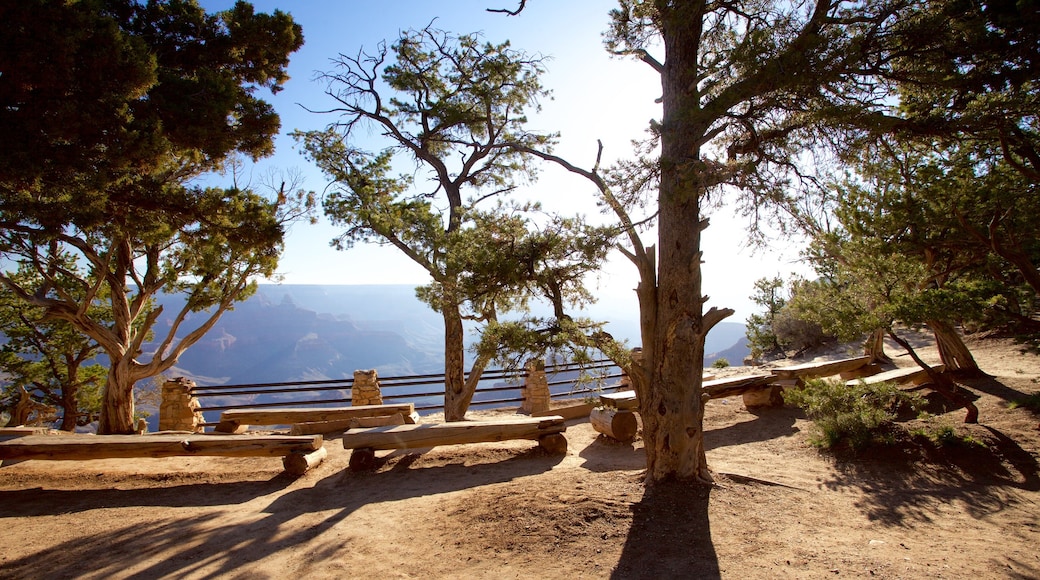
486 0 526 16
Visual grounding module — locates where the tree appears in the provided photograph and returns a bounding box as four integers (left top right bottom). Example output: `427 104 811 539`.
883 0 1040 181
794 233 981 423
296 27 616 421
0 259 107 431
746 277 787 359
0 0 309 434
497 0 908 482
588 0 908 483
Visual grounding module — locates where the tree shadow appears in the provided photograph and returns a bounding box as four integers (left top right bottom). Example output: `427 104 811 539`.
611 480 719 579
578 435 647 472
819 425 1040 527
0 477 294 517
957 375 1034 404
704 405 802 451
0 448 564 579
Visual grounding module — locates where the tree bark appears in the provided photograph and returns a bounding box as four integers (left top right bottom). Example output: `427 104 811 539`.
59 375 79 432
887 330 979 423
927 319 982 377
637 2 728 485
98 356 137 434
863 328 891 365
442 301 471 422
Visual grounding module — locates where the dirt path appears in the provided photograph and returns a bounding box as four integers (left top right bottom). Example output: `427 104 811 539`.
1 337 1038 579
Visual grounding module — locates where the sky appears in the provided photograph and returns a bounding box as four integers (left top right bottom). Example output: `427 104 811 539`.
197 0 811 321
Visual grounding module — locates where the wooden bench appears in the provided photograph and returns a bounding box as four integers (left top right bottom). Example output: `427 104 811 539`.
214 403 418 434
846 364 945 388
598 374 776 410
341 415 568 470
771 356 871 381
0 433 327 476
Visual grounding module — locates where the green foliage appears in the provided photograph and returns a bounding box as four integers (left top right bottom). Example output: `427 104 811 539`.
746 277 786 358
909 420 984 448
0 1 309 434
711 358 730 369
784 379 923 451
747 276 833 359
0 258 109 430
296 25 619 418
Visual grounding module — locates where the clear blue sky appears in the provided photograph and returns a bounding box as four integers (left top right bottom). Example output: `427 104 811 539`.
198 0 809 321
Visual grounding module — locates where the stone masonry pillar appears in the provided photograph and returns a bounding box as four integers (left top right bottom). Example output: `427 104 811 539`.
520 359 550 414
159 377 204 432
352 369 383 406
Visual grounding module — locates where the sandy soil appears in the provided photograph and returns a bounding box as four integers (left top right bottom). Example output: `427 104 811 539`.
1 335 1038 579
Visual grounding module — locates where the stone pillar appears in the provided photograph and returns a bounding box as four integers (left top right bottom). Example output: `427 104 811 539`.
520 359 550 414
352 369 383 406
159 377 204 433
624 347 644 390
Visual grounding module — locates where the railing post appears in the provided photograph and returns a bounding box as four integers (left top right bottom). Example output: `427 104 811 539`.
520 359 550 414
352 369 383 406
620 347 642 390
159 377 204 432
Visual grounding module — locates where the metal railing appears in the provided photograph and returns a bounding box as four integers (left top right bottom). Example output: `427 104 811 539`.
190 359 625 426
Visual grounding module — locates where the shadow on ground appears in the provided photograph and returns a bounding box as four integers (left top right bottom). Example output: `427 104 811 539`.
820 424 1040 527
0 448 564 579
612 480 719 579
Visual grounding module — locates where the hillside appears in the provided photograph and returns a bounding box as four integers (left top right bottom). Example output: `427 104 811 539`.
150 284 748 386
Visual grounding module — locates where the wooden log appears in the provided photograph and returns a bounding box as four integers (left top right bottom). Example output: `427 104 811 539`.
770 356 871 380
533 403 595 420
538 433 569 454
846 364 945 388
742 386 784 408
289 412 409 436
0 427 54 438
349 448 377 470
599 390 638 410
840 364 884 381
702 374 775 399
341 416 566 451
0 433 323 461
282 446 328 477
590 408 639 442
214 403 417 433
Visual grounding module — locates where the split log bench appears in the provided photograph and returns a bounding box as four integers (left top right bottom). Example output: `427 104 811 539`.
0 433 327 476
846 364 945 389
592 374 777 441
214 403 418 434
771 356 872 382
342 415 568 470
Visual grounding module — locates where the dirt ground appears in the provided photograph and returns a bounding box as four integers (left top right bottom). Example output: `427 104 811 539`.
1 335 1038 579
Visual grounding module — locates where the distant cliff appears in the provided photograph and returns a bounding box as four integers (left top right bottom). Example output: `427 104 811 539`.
144 284 747 386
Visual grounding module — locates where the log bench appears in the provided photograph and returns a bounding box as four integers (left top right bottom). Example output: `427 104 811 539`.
846 364 946 389
592 374 778 440
0 433 327 476
341 415 568 470
214 403 418 434
597 374 777 411
770 356 872 381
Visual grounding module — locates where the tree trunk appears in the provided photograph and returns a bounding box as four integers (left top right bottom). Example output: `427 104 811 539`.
927 319 982 377
60 379 78 432
863 328 891 365
98 357 136 434
442 301 471 422
887 330 979 424
637 2 720 485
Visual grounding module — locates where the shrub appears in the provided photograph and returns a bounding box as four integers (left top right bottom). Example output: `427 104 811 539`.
784 378 923 451
712 358 730 369
910 421 984 448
